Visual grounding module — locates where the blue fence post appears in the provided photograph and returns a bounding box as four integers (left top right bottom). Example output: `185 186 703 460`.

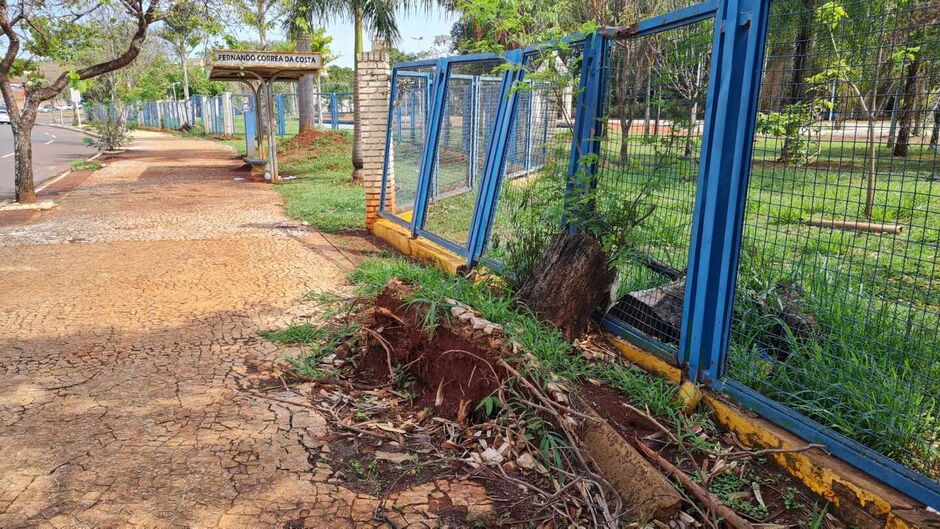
468 76 481 188
329 93 339 130
467 50 526 263
409 88 417 141
245 99 257 158
411 59 450 236
276 94 286 136
395 101 402 142
563 31 610 231
678 0 771 384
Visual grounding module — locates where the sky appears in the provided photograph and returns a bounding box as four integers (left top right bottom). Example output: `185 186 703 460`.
323 5 458 68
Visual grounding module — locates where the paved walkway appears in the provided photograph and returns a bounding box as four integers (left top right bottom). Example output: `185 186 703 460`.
0 132 489 528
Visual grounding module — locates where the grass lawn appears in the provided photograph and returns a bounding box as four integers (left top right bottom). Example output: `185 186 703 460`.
207 129 364 233
274 131 364 233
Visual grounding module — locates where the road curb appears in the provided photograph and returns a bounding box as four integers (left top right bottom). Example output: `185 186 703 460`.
39 122 100 138
35 152 104 194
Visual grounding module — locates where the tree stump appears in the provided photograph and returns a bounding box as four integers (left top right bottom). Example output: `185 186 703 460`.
517 232 618 341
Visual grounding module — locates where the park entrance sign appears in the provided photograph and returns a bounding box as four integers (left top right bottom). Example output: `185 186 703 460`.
209 49 323 182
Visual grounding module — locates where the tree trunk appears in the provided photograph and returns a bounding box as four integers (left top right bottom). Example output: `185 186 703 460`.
296 33 316 134
181 57 192 126
643 65 652 137
780 0 814 164
352 8 364 181
517 232 618 341
929 98 940 153
11 110 38 203
893 52 921 158
684 102 697 157
886 90 899 149
616 49 631 164
865 112 877 218
315 75 324 126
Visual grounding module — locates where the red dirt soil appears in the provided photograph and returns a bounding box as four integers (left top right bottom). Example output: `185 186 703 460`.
352 285 508 422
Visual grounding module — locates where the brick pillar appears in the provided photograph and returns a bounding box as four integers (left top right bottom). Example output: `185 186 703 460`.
358 51 393 230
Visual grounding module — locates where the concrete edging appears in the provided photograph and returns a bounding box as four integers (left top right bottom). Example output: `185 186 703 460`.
39 122 100 139
371 218 466 275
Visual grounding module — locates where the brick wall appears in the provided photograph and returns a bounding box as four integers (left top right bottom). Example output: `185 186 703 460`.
357 51 393 230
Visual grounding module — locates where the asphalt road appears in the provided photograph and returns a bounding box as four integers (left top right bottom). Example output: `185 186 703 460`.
0 118 97 200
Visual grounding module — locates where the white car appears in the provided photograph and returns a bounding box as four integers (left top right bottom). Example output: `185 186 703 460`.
0 105 10 124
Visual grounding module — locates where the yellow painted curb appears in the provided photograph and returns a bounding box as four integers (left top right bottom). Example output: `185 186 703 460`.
704 394 927 529
604 333 932 529
371 218 465 275
677 380 702 414
605 334 683 383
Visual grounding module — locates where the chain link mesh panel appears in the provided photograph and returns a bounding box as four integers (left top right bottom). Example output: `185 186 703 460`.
385 67 434 222
483 47 585 282
423 59 508 247
601 21 714 350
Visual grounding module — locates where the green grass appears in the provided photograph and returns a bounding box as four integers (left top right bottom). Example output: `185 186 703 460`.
349 256 707 427
273 131 364 233
209 130 362 233
216 138 247 157
258 324 325 344
69 159 103 171
471 128 940 477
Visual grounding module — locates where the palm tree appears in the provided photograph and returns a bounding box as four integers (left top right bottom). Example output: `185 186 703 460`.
286 7 337 134
287 0 433 179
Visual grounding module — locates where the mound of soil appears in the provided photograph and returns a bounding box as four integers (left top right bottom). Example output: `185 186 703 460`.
352 282 511 423
282 129 351 153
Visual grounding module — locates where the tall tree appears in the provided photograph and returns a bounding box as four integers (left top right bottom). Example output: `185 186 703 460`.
0 0 162 203
813 0 901 218
289 0 407 180
161 1 219 125
285 5 334 133
232 0 284 49
779 0 816 163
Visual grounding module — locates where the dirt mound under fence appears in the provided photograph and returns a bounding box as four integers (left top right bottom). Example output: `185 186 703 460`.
353 284 511 422
256 279 852 528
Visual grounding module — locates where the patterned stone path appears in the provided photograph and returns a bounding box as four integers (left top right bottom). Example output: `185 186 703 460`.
0 133 490 528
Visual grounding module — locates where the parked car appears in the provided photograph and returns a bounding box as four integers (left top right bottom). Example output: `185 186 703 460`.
0 105 10 124
39 104 53 113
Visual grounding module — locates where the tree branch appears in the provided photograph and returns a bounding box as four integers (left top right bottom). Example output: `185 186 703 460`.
29 0 160 103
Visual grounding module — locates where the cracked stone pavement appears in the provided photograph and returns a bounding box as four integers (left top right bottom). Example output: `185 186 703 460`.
0 132 492 528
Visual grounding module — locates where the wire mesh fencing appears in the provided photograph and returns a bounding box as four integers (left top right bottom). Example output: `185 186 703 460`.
601 21 714 351
422 59 509 247
87 90 356 137
377 1 940 499
386 67 435 223
483 47 585 282
727 0 940 480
